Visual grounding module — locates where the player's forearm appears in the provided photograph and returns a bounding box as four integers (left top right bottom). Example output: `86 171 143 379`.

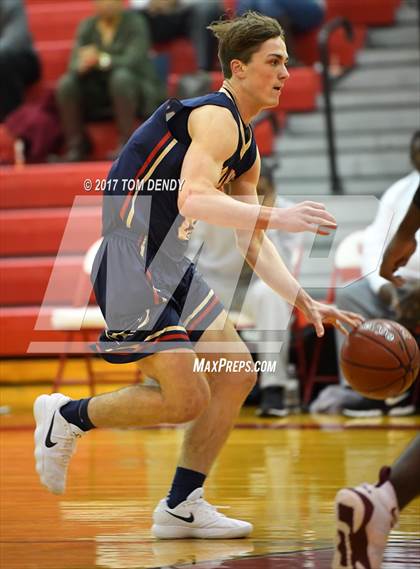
180 189 274 230
396 200 420 238
239 232 313 312
181 186 337 235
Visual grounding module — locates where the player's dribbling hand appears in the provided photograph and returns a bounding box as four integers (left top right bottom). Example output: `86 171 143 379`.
275 201 337 235
304 301 364 338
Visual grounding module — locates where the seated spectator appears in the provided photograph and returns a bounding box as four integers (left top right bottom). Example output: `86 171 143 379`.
189 1 225 72
131 0 225 72
188 160 303 417
0 0 41 121
130 0 191 44
335 130 420 417
237 0 325 64
56 0 165 162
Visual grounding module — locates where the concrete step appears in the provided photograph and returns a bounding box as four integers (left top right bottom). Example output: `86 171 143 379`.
368 25 418 47
274 176 404 197
296 196 380 286
313 195 379 225
287 107 419 134
271 0 418 207
396 2 419 24
317 89 419 110
270 5 415 297
336 66 420 90
277 150 409 179
276 131 411 156
278 195 378 236
357 48 419 66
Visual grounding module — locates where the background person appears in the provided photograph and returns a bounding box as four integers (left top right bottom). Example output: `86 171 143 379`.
130 0 225 72
335 131 420 417
56 0 165 162
333 186 420 569
0 0 41 121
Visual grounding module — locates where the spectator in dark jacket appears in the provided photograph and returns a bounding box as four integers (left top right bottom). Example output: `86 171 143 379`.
188 0 225 72
0 0 41 121
130 0 191 44
130 0 225 72
56 0 166 162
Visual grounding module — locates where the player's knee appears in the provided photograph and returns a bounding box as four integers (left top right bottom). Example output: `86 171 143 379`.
224 366 257 395
171 377 210 423
184 378 211 421
241 368 258 394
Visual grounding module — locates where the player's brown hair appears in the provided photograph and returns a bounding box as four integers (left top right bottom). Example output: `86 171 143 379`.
208 11 284 79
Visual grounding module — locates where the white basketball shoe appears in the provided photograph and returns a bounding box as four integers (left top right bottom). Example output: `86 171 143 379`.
152 488 253 539
332 467 399 569
33 393 83 494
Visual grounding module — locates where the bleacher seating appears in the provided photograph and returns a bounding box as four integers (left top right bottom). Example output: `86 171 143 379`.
1 257 83 305
0 0 403 356
0 207 101 256
27 2 94 42
0 162 108 207
1 0 383 162
0 158 107 355
327 0 401 25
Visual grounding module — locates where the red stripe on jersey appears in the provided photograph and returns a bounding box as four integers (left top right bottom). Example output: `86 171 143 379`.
145 268 160 305
187 296 219 332
104 329 189 356
155 333 190 343
119 130 172 221
135 332 189 354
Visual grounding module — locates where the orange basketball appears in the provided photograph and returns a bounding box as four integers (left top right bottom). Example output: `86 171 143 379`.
340 319 420 400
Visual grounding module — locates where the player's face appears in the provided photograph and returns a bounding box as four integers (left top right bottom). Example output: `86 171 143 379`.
241 37 289 109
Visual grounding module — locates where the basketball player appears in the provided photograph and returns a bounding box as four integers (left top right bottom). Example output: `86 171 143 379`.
34 11 362 539
333 186 420 569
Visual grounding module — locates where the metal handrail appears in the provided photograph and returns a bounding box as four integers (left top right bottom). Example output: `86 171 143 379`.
318 18 354 195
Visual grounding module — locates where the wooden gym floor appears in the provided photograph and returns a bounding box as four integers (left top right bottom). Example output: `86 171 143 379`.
1 368 419 569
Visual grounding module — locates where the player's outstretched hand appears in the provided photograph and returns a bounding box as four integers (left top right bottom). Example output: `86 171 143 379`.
379 232 417 287
275 201 337 235
303 301 364 338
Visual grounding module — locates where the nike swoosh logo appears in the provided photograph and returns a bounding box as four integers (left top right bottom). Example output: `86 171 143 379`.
165 510 194 523
45 411 57 448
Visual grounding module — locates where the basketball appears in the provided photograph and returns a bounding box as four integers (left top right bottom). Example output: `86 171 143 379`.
340 319 420 400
